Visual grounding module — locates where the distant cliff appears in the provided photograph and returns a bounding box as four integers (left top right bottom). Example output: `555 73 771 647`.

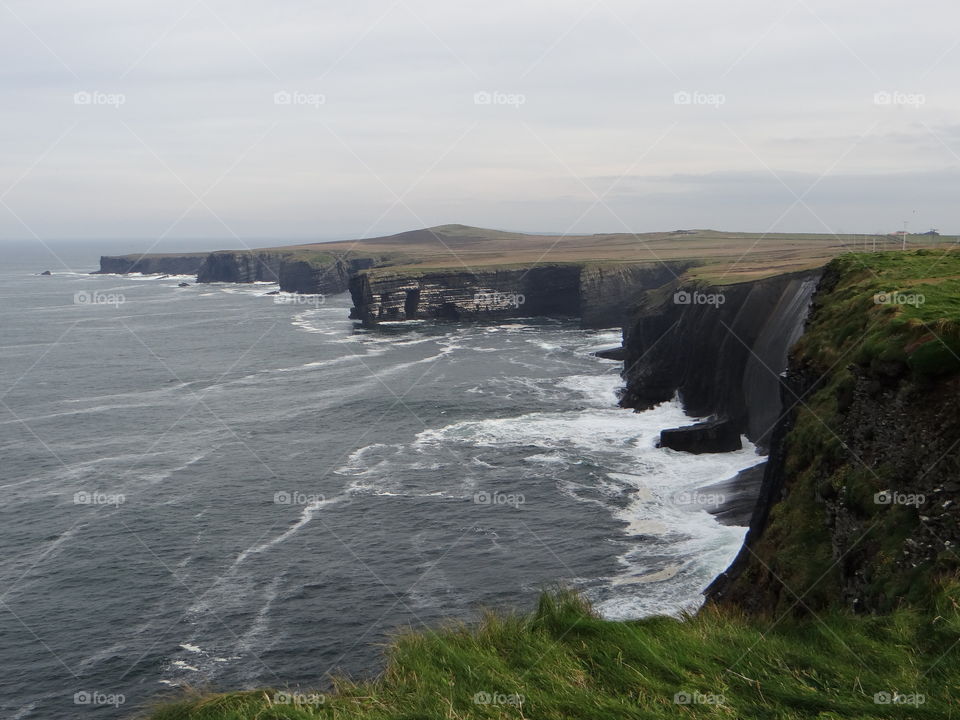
707 252 960 614
195 250 356 294
95 254 206 275
619 270 819 446
349 261 690 328
97 249 361 295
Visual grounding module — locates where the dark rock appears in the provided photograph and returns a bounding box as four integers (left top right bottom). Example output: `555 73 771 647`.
658 417 743 454
348 262 691 329
95 255 205 275
265 290 280 295
620 269 820 448
178 282 190 287
595 346 627 361
702 462 767 526
40 270 51 275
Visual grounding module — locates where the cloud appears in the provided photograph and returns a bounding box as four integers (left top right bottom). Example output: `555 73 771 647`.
0 0 959 240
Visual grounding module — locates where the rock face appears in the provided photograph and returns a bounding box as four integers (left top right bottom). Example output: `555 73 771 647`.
195 251 355 294
658 417 742 453
349 262 690 328
578 263 692 328
349 265 582 325
96 255 206 275
620 270 819 447
706 258 960 615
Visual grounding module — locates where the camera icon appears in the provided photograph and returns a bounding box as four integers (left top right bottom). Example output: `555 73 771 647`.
673 290 691 305
474 91 492 105
673 691 692 705
74 691 92 705
73 491 91 505
74 291 92 305
274 491 292 505
873 292 891 304
73 91 92 105
673 91 692 105
473 491 492 505
274 91 292 105
874 491 892 505
874 691 892 704
873 91 892 105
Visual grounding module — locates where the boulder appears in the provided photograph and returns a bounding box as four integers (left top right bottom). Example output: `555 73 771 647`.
658 417 742 454
594 346 627 361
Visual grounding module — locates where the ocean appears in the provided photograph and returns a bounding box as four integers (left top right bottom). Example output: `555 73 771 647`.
0 241 763 719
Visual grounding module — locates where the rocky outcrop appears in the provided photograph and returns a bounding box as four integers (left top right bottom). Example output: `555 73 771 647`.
619 270 819 447
96 254 206 275
658 417 742 454
348 262 691 327
349 266 583 325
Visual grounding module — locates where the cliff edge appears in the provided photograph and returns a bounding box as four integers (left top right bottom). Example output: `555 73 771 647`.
708 251 960 614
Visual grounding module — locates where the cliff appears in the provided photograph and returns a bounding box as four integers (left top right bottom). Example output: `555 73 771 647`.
95 253 206 275
195 250 356 294
349 261 691 328
707 252 960 614
619 270 819 446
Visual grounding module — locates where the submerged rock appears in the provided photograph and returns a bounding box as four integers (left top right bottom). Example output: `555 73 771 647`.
658 417 742 454
40 270 51 275
594 346 627 361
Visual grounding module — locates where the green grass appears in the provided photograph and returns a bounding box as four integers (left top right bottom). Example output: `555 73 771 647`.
144 588 960 719
725 251 960 613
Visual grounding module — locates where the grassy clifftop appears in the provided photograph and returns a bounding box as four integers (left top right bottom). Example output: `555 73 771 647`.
146 589 960 719
713 251 960 615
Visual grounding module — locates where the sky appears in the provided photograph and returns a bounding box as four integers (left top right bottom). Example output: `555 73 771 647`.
1 0 959 244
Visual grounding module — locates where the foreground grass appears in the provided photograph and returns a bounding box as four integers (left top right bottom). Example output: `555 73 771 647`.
145 589 960 719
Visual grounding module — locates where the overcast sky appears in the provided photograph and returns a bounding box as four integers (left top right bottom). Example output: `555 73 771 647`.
2 0 958 243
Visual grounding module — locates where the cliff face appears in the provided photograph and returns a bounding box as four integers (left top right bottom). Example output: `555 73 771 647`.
578 263 692 328
349 265 582 324
707 253 960 614
349 262 691 328
196 251 355 294
96 254 206 275
619 270 819 446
